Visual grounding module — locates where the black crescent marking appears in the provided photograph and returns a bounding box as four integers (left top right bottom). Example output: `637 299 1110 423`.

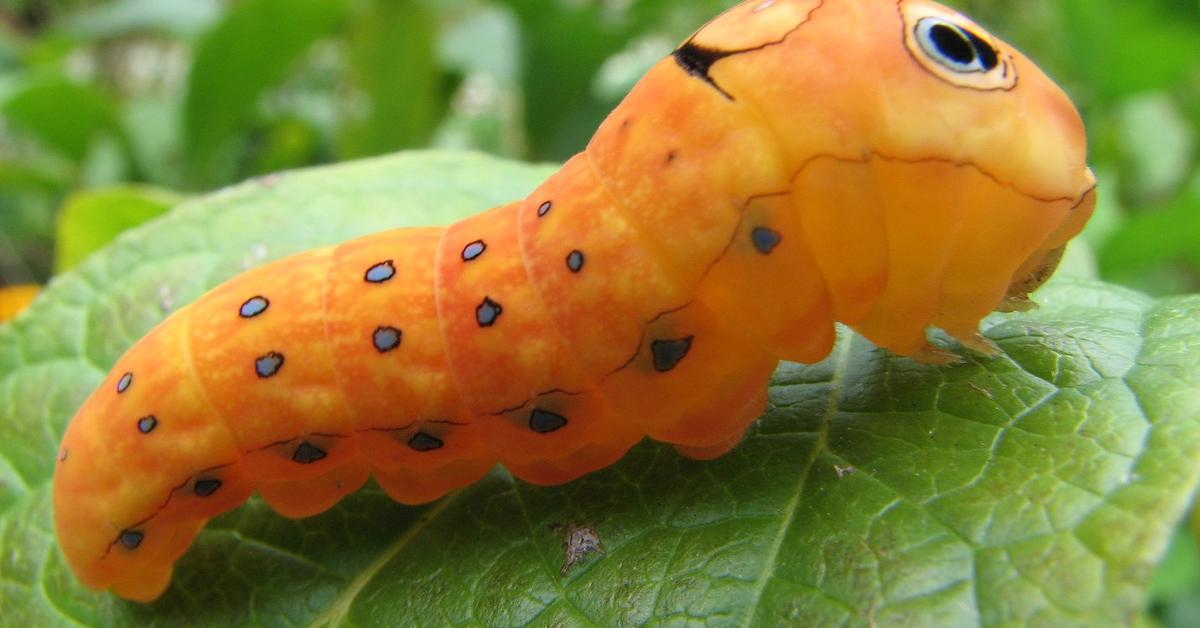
672 2 821 100
673 43 738 100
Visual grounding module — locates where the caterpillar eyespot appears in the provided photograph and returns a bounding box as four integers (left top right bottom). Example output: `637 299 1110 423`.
53 0 1097 602
915 17 998 74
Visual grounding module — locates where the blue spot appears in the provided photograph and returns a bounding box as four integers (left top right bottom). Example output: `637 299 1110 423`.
476 297 503 327
529 409 567 433
407 432 443 452
292 441 326 463
364 260 396 283
373 326 402 353
566 250 585 273
239 295 269 318
537 201 552 217
194 479 221 497
137 415 158 434
651 336 693 372
461 240 486 261
120 530 144 550
751 227 781 254
255 352 284 378
117 372 133 394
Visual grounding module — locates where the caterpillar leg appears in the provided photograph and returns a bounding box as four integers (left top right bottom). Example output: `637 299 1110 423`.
107 517 206 602
600 299 777 449
483 389 644 485
258 458 372 518
694 193 836 364
372 456 494 505
672 385 768 460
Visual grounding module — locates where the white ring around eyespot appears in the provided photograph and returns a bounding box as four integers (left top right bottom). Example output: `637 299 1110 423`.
914 17 990 74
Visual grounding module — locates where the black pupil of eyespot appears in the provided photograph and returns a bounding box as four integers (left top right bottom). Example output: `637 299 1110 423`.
927 21 999 72
929 23 975 65
965 29 999 70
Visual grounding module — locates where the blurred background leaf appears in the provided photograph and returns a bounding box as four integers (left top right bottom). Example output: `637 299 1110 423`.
183 0 349 184
0 1 1197 621
53 183 181 271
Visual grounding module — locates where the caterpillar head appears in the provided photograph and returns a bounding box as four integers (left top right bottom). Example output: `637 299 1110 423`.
681 0 1096 355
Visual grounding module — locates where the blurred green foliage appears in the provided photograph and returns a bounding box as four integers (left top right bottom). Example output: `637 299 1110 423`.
0 0 1195 292
0 0 1197 620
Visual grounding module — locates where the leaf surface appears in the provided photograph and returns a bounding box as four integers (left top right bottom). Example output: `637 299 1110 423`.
0 151 1197 626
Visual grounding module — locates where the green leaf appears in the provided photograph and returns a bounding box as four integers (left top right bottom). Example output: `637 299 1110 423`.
183 0 348 185
59 0 222 41
337 0 445 157
1 79 128 165
1 151 1198 625
54 184 184 272
1058 0 1200 100
1098 188 1200 293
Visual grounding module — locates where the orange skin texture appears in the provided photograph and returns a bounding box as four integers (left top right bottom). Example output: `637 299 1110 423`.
53 0 1096 601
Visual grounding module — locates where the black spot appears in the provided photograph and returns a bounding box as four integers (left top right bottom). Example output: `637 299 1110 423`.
929 23 975 65
119 530 144 550
407 432 444 452
751 227 782 254
537 201 552 218
965 29 999 70
651 336 693 372
292 441 327 464
364 260 396 283
373 326 402 353
672 42 736 100
529 409 568 434
239 295 269 318
255 352 284 378
666 150 677 164
117 372 133 394
476 297 503 327
462 240 486 261
137 415 158 434
194 478 222 497
566 250 585 273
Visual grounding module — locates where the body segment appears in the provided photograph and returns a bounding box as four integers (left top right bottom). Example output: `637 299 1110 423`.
53 0 1096 600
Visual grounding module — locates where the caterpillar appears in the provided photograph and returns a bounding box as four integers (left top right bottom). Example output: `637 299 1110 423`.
53 0 1096 602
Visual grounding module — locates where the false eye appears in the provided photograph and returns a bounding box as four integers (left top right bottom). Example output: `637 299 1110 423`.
915 17 999 74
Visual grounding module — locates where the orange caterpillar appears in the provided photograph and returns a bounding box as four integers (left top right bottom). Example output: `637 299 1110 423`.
53 0 1096 601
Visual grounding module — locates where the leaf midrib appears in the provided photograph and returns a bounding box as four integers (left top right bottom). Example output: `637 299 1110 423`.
739 335 854 627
